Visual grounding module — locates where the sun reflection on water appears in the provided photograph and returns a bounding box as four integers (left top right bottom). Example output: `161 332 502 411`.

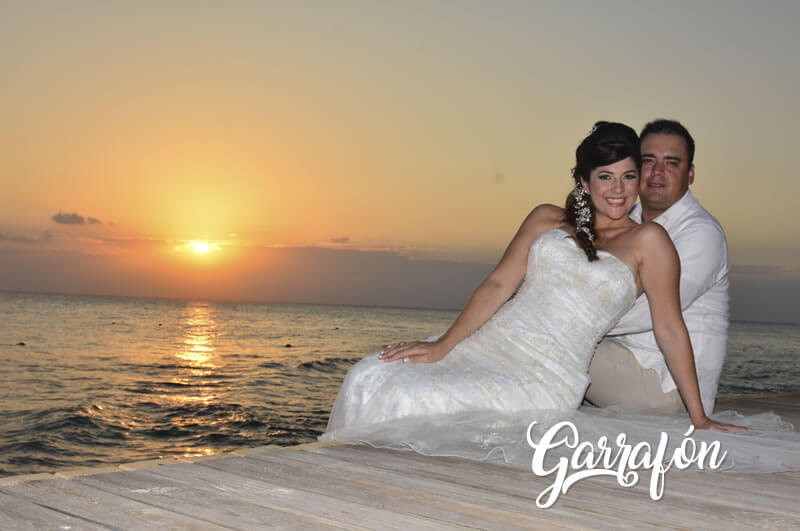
163 302 229 457
172 302 224 406
177 302 219 369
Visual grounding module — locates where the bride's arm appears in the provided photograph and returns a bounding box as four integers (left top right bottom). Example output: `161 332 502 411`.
637 223 744 432
379 204 563 363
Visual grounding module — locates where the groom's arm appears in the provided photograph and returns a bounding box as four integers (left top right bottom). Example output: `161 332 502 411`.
609 218 727 336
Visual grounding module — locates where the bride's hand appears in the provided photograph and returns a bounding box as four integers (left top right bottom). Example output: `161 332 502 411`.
693 416 750 432
378 340 448 364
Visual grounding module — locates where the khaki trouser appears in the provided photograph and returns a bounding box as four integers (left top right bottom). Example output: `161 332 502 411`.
585 339 686 413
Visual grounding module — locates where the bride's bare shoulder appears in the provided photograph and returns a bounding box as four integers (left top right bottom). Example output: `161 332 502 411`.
521 204 565 228
501 204 565 249
631 222 676 254
633 221 669 239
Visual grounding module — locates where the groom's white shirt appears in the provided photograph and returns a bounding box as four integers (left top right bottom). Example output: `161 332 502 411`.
608 190 730 415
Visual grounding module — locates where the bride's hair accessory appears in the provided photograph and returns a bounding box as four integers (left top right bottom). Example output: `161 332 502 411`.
571 183 594 243
566 178 597 260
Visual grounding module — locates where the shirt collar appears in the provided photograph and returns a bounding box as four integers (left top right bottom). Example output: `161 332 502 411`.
629 190 697 228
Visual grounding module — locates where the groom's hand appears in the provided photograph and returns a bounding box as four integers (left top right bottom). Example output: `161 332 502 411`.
694 417 750 432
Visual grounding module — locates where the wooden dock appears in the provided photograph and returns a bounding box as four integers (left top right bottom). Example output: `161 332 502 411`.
1 394 799 530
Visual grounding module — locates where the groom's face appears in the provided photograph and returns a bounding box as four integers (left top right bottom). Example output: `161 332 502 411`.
639 133 695 216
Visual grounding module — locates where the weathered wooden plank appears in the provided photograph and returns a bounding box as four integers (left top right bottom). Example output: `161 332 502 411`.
665 469 800 501
0 489 108 530
260 448 626 530
199 448 568 530
99 462 458 531
75 468 346 530
2 476 224 530
304 443 800 529
55 465 125 480
118 458 182 471
562 473 800 529
289 445 710 529
0 473 56 486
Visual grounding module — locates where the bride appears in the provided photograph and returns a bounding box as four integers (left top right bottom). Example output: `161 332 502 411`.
321 122 751 457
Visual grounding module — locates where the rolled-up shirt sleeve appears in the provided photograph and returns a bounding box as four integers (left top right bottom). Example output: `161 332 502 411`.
609 217 727 336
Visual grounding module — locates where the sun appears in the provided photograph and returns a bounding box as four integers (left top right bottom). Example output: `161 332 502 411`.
176 240 222 258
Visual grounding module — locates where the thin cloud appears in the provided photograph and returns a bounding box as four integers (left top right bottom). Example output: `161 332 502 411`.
52 212 86 225
51 212 107 226
0 231 52 244
0 233 29 243
329 236 350 244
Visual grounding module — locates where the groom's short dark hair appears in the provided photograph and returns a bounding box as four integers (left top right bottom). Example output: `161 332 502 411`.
640 119 695 166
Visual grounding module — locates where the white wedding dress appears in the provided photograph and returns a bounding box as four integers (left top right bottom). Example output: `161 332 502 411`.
321 228 800 472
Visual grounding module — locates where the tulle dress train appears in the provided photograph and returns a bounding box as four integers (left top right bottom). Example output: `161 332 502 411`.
320 229 800 473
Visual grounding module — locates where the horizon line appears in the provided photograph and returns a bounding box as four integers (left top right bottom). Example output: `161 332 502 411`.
2 289 799 326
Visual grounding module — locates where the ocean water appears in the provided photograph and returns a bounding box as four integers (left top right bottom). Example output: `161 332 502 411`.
1 291 798 477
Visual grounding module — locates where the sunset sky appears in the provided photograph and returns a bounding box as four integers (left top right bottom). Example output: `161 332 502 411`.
2 1 799 322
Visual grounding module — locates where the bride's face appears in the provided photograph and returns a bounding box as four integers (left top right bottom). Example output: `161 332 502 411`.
580 157 639 221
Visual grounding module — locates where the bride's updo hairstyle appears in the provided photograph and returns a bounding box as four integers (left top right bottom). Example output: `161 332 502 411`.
566 121 641 261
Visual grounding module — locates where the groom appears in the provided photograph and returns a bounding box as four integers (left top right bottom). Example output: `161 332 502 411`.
585 119 730 416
